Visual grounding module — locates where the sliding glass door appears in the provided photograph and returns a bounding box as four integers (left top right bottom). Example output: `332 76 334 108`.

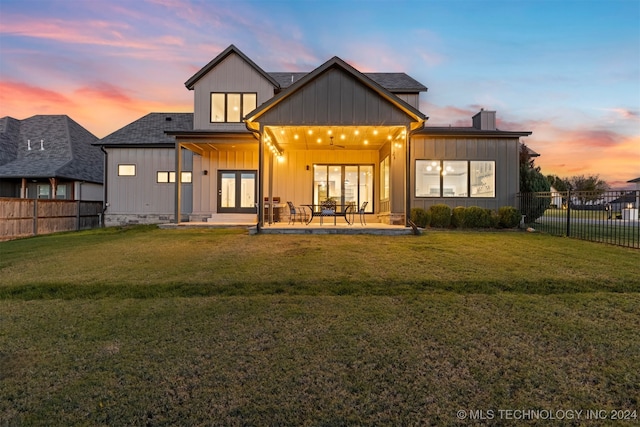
313 164 373 212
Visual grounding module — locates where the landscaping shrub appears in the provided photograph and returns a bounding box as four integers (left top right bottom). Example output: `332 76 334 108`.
451 206 466 228
429 204 451 228
489 209 500 228
410 208 431 228
498 206 521 228
463 206 493 228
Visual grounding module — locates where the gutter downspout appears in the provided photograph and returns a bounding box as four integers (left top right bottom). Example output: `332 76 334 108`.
100 145 108 227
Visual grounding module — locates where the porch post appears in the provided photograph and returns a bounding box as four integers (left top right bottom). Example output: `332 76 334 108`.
405 126 411 227
268 149 274 225
175 143 182 224
257 128 264 227
21 178 27 198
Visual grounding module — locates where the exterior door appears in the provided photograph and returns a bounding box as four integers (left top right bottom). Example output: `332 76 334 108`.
217 170 257 213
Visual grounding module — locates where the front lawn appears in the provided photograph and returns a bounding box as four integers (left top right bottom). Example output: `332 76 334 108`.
1 226 638 425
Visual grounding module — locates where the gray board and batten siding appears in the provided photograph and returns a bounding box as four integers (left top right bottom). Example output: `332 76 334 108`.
254 67 422 126
410 131 524 211
190 52 277 132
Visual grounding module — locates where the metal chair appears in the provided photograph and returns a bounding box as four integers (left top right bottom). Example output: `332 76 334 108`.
357 201 368 225
286 201 307 224
319 199 337 225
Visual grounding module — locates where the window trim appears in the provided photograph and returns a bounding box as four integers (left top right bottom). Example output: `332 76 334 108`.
210 92 257 123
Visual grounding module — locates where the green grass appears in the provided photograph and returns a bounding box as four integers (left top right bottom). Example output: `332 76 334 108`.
1 226 639 425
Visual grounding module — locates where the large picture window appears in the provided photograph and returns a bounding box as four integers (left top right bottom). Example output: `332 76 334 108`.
211 93 257 123
415 160 495 198
313 164 373 213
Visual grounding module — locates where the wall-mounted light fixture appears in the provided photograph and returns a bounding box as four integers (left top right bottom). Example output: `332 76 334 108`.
203 170 208 175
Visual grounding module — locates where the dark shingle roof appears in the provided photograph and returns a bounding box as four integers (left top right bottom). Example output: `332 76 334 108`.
269 72 427 92
0 115 102 183
415 126 532 138
98 113 194 146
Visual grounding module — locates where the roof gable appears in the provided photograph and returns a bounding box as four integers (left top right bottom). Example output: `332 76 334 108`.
185 45 280 90
246 56 426 130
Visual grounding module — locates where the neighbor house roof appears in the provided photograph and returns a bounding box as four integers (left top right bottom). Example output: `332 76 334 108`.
628 177 640 183
98 113 194 147
0 115 102 183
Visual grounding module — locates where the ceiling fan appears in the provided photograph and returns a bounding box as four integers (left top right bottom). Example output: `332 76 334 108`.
329 136 345 149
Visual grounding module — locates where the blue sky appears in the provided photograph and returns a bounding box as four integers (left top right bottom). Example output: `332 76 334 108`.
1 0 638 187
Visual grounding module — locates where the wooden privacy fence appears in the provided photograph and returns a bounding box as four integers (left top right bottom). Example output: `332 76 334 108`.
0 198 103 241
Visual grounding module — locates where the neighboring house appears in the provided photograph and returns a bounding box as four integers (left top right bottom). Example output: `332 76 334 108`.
97 44 532 227
550 186 564 208
0 115 103 200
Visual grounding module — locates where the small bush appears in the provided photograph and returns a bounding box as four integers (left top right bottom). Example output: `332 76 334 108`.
488 209 500 228
498 206 521 228
463 206 493 228
429 204 452 228
410 208 431 228
451 206 466 228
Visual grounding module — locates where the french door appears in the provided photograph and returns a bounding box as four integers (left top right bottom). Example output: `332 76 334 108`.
217 170 257 213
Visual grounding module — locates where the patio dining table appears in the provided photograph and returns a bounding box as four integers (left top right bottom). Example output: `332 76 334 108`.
302 204 355 225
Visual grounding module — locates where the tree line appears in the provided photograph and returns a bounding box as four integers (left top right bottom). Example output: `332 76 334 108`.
519 143 609 194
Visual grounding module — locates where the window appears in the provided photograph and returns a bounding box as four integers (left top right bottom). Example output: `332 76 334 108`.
380 156 390 200
470 161 495 197
313 164 373 213
156 171 193 183
415 160 495 198
56 184 67 199
118 164 136 176
37 184 50 199
211 93 257 123
442 161 468 197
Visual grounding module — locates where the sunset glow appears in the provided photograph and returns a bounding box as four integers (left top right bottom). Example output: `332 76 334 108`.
1 0 638 188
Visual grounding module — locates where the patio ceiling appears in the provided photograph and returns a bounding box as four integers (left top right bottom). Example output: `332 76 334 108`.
265 125 407 151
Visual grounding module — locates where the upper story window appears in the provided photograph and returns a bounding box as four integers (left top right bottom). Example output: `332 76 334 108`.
211 93 257 123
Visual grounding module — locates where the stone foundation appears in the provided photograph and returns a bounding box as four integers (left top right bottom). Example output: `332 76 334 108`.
377 212 406 225
104 214 175 226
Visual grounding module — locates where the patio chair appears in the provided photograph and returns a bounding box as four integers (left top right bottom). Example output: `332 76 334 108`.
319 199 337 225
286 201 307 224
357 201 368 225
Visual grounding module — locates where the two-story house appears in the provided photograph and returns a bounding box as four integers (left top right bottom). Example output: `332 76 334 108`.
97 44 531 227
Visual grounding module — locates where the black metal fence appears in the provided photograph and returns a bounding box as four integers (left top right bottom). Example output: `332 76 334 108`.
517 190 640 249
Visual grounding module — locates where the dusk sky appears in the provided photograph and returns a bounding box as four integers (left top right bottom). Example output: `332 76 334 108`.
1 0 638 188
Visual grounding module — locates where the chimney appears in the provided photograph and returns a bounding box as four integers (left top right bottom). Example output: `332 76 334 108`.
472 109 496 130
